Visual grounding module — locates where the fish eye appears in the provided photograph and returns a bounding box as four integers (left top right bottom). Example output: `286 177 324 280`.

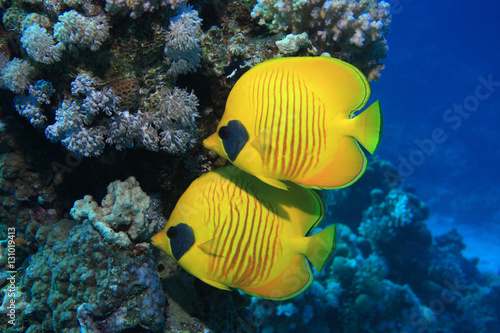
166 227 178 239
218 126 230 139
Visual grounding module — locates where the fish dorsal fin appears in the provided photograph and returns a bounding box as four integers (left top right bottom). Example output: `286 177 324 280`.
198 238 224 257
250 128 273 156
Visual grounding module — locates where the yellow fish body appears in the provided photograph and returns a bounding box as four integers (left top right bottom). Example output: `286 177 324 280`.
203 56 383 190
151 166 336 300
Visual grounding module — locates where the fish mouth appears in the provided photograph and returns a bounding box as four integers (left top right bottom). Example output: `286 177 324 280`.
150 233 160 246
203 133 219 151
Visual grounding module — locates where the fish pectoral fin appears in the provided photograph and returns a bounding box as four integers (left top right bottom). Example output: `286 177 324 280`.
198 238 224 257
250 128 273 155
257 176 289 191
199 276 231 291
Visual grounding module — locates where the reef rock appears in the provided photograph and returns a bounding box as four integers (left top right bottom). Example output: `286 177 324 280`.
18 219 165 333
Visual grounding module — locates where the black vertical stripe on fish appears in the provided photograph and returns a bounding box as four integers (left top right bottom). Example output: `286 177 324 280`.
221 120 249 162
169 223 195 261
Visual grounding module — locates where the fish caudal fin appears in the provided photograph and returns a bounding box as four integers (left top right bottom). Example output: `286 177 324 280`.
351 100 383 155
304 224 337 272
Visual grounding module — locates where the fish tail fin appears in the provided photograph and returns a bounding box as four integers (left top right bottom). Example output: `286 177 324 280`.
304 224 337 272
351 100 383 154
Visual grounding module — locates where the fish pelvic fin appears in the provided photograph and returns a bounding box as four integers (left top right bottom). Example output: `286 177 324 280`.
351 99 383 155
257 175 289 191
199 276 231 291
304 224 337 272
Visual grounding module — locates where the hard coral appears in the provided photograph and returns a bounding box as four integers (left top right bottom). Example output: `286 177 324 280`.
70 176 164 248
251 0 391 80
105 78 140 111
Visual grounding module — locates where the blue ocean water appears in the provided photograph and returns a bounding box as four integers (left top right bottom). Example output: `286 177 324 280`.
371 0 500 273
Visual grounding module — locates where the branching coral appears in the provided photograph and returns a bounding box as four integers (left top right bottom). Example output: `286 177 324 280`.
43 73 200 156
251 0 391 80
45 73 117 157
105 0 187 18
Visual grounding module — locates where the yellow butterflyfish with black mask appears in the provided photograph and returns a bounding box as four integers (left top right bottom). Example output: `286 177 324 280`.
203 56 383 190
151 166 336 300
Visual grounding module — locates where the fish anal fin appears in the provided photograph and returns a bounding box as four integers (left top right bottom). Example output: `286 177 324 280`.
199 276 231 291
198 238 224 257
299 137 367 189
242 255 313 301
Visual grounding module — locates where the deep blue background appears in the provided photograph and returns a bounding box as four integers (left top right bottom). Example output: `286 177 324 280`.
370 1 500 272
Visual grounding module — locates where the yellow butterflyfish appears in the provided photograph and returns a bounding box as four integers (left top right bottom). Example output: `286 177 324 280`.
203 56 383 190
151 166 336 300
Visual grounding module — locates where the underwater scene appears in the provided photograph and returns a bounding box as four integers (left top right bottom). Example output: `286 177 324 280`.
0 0 499 332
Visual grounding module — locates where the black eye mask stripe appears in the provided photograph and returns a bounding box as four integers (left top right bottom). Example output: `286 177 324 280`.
219 120 249 162
168 223 195 261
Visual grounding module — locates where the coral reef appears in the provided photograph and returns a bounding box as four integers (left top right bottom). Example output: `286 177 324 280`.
1 2 202 157
105 0 187 19
53 10 110 52
14 80 55 128
70 176 164 248
16 220 165 332
0 58 34 94
21 24 64 64
164 7 203 78
43 73 199 156
251 158 500 333
251 0 391 80
1 1 498 332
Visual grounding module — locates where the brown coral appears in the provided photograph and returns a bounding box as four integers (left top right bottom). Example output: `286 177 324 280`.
105 77 140 111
